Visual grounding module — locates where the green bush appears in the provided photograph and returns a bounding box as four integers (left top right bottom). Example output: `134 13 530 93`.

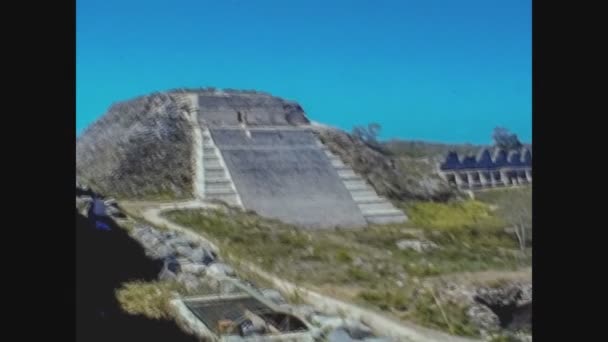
347 267 375 282
409 288 478 337
336 249 353 263
357 289 408 311
406 200 504 231
115 281 182 320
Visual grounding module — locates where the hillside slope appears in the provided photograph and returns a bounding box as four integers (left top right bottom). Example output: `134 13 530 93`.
313 126 459 201
76 92 194 199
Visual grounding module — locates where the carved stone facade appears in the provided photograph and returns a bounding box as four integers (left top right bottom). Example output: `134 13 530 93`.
438 148 532 190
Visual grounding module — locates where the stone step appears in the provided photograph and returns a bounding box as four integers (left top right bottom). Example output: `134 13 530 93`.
205 193 240 206
203 146 216 154
204 174 230 182
203 159 222 168
204 168 226 179
358 201 396 212
349 189 378 198
352 195 387 204
340 174 364 182
330 158 345 168
365 213 408 225
361 207 404 217
204 175 230 182
203 154 219 161
343 179 370 190
205 187 236 196
337 169 358 179
204 180 233 192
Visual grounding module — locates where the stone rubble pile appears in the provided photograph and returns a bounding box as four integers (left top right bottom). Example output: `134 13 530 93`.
130 223 392 341
442 281 532 341
395 239 439 253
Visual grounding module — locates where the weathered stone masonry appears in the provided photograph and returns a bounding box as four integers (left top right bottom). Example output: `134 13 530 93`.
438 148 532 190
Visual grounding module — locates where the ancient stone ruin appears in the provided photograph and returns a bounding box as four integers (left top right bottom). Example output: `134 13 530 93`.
438 148 532 190
76 88 407 228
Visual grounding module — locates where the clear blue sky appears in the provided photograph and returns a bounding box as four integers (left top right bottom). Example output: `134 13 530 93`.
77 0 531 144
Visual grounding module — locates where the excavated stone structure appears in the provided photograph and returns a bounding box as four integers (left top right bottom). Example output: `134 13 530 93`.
76 88 407 228
438 148 532 190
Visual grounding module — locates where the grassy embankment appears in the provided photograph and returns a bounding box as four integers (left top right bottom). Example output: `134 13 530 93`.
161 188 531 337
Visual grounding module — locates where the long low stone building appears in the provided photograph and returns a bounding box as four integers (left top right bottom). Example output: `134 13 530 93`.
437 148 532 190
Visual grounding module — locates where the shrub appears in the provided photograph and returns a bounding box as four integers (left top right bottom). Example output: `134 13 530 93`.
406 200 504 231
115 281 182 320
336 249 353 263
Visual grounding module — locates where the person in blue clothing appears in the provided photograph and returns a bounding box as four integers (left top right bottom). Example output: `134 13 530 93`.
88 195 111 231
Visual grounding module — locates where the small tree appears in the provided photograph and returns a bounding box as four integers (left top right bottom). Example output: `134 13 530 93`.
352 123 383 151
492 127 523 151
496 190 532 253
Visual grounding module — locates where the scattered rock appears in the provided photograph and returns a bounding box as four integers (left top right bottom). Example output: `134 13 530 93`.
467 304 501 333
151 243 174 260
400 228 424 237
352 257 364 267
175 245 194 258
290 304 317 320
312 315 374 338
516 283 532 306
181 263 206 275
185 247 207 263
311 315 344 329
475 283 532 309
323 320 381 342
395 239 439 252
141 235 162 250
162 230 179 240
327 328 361 342
202 251 216 265
260 289 287 305
218 281 239 294
206 262 236 278
176 273 202 292
470 282 532 334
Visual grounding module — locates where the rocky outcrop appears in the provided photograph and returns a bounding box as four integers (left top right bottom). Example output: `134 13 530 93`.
442 281 532 341
472 283 532 333
129 220 392 341
395 239 439 253
76 92 194 199
312 126 458 201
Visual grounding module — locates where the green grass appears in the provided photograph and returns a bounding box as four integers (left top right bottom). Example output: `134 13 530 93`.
474 187 531 206
115 278 226 320
405 287 478 337
163 208 341 276
404 200 504 231
161 203 530 337
115 280 183 320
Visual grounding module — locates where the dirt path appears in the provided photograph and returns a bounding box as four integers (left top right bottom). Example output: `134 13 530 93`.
426 267 532 288
121 200 481 342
